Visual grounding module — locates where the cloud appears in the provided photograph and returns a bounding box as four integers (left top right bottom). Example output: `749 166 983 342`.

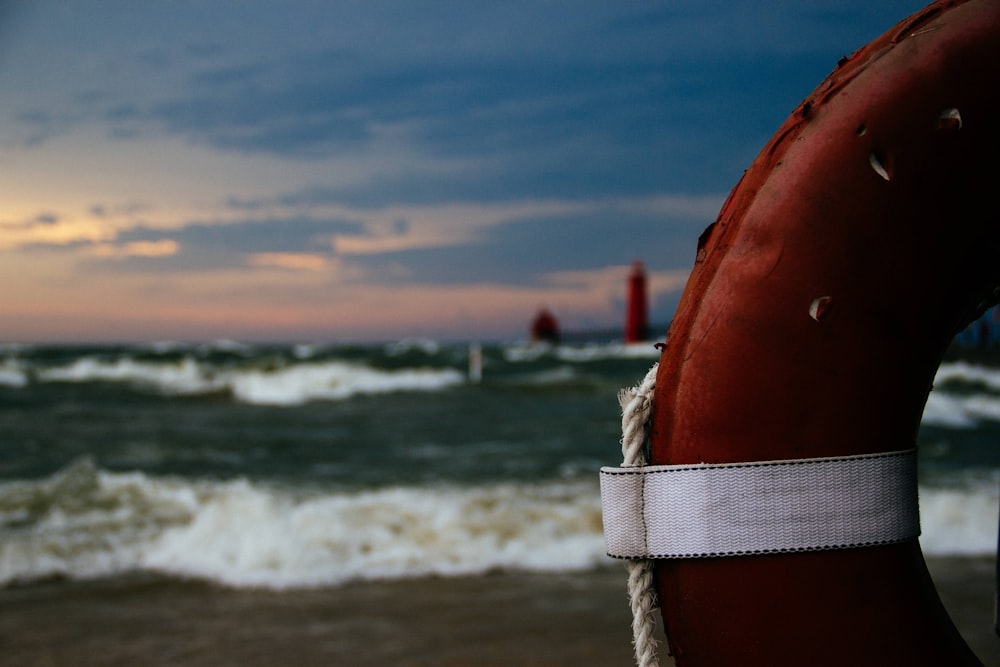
344 202 717 288
90 239 180 259
128 34 863 208
141 53 787 194
86 195 718 288
3 1 929 209
0 211 113 250
0 212 60 231
12 108 75 146
149 74 373 158
247 252 332 272
88 201 150 220
118 216 365 253
88 216 368 272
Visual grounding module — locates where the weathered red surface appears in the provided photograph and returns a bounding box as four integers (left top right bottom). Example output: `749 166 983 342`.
650 1 1000 663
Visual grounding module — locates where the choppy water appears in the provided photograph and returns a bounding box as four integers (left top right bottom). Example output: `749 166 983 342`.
0 340 996 589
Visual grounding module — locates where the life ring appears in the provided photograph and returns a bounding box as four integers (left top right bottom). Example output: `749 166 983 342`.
648 0 1000 664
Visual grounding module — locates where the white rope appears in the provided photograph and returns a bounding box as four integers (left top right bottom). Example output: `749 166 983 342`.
617 363 661 667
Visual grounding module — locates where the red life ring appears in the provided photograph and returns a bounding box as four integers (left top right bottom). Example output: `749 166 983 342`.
650 0 1000 664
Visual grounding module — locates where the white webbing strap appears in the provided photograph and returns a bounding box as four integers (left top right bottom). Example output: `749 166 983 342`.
601 448 919 559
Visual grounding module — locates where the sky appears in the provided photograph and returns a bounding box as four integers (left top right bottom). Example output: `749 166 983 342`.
0 0 929 344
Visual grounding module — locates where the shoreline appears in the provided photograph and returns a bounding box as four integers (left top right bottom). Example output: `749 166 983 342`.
1 558 997 666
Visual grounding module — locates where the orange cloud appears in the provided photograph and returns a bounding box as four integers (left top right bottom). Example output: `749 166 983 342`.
88 239 180 258
248 252 331 272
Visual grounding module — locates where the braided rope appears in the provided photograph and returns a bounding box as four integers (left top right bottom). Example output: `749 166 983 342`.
617 363 661 667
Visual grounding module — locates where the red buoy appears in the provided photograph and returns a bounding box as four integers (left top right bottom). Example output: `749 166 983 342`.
624 260 649 343
647 0 1000 664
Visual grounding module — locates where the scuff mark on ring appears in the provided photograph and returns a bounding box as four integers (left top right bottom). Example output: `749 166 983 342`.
809 296 833 322
869 152 891 181
936 108 962 132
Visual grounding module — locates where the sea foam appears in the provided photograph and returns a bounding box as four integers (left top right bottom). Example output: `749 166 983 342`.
0 461 607 589
227 362 464 406
921 362 1000 428
0 460 993 590
33 356 464 406
919 476 1000 556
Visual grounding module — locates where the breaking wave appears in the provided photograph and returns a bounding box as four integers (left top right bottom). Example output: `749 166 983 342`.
0 459 992 590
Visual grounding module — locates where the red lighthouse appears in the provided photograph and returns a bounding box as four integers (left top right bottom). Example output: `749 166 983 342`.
624 260 649 343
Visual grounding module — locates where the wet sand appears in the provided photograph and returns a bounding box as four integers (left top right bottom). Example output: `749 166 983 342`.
1 558 996 666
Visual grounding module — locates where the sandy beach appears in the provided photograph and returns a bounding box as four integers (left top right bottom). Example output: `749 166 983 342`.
1 557 996 666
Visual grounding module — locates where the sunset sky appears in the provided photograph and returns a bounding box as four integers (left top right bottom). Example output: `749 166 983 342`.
0 1 926 343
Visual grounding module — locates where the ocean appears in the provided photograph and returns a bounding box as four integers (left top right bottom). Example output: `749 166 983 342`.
1 339 998 665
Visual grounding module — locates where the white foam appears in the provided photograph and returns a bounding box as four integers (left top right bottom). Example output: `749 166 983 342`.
935 361 1000 391
2 460 994 590
140 341 189 354
923 389 1000 428
226 362 464 406
556 342 660 362
0 465 608 589
922 392 980 428
504 341 660 363
0 460 198 585
918 362 1000 428
292 343 322 359
34 356 464 405
0 358 28 388
37 356 223 395
144 481 606 588
503 343 552 363
919 478 999 556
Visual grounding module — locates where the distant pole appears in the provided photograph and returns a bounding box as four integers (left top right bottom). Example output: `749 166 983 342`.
624 260 649 343
468 342 483 383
